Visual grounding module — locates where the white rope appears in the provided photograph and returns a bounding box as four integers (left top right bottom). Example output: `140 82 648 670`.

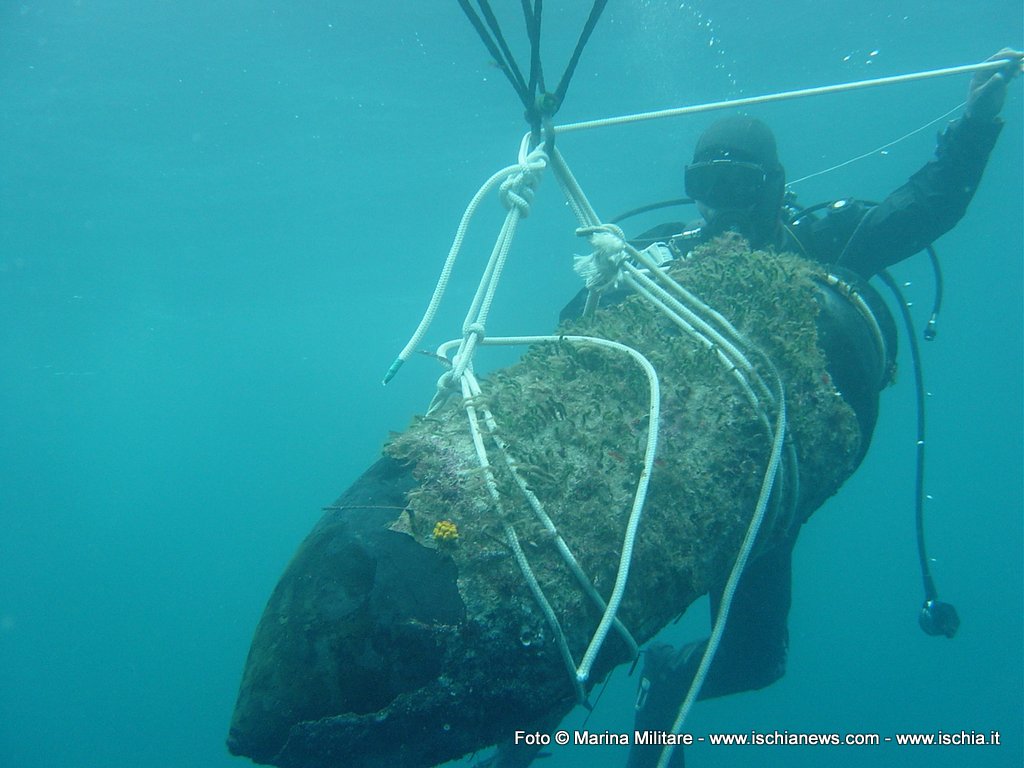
436 338 639 656
622 243 802 536
613 247 801 566
624 265 769 404
559 204 803 723
530 336 661 685
446 139 549 392
548 145 602 228
501 518 586 703
619 271 767 423
553 60 1008 135
448 212 517 381
443 333 659 683
498 152 794 691
383 137 547 385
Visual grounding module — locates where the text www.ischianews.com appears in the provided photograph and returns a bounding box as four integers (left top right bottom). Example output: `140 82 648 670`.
513 728 1003 748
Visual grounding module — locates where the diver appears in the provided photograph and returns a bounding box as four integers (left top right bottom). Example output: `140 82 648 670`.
610 48 1023 768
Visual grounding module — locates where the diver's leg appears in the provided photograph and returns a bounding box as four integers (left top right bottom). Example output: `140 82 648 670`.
627 642 691 767
627 531 798 767
700 530 795 699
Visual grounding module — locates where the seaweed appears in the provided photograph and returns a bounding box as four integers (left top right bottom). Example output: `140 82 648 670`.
385 237 861 669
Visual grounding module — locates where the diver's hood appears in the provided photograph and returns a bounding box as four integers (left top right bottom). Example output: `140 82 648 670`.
693 115 786 247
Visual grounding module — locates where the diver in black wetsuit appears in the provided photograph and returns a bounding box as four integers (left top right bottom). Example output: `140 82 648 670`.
616 48 1023 768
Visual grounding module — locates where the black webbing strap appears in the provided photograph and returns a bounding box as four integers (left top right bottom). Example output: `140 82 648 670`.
455 0 608 141
552 0 608 107
456 0 530 110
522 0 546 98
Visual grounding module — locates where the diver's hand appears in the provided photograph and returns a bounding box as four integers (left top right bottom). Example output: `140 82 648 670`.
965 48 1023 123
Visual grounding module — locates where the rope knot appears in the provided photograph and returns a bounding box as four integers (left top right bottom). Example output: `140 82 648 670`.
573 224 629 290
500 174 535 216
464 322 486 341
500 147 547 217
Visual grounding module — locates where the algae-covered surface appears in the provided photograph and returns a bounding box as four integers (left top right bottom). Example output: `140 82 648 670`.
227 238 868 768
386 237 862 671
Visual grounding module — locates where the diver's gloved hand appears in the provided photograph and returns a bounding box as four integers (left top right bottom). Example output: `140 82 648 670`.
965 48 1024 123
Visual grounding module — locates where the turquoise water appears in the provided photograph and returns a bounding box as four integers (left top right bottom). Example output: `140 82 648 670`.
1 2 1021 767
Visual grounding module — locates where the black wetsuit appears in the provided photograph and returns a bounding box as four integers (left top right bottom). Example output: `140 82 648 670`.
632 115 1003 276
569 114 1004 768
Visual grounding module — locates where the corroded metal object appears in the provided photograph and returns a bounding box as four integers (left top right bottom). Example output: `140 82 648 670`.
228 241 862 767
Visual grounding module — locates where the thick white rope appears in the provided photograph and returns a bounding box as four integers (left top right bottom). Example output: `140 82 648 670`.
492 334 658 684
619 249 801 555
442 333 657 692
535 150 798 692
621 267 768 410
501 335 660 685
445 141 550 396
601 240 800 566
627 243 777 399
383 137 547 385
554 60 1008 135
555 142 769 413
549 146 602 228
619 271 767 426
558 166 773 417
446 210 517 383
437 338 639 656
549 164 805 721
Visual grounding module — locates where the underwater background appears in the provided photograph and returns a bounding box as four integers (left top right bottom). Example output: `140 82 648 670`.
1 1 1021 767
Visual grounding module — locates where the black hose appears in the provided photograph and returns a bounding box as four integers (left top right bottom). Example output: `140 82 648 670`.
878 270 958 638
610 197 694 224
924 244 943 340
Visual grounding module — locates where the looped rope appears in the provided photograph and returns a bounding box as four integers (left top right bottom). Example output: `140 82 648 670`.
500 147 546 216
499 173 536 216
383 140 548 386
463 321 486 340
